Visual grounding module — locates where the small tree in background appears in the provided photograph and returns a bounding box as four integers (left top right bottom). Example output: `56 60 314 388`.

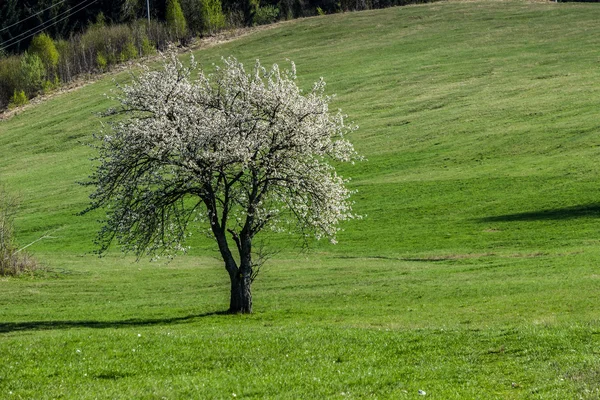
19 52 45 97
245 0 259 25
29 33 59 75
200 0 226 34
82 53 360 313
166 0 188 42
180 0 225 36
8 89 27 109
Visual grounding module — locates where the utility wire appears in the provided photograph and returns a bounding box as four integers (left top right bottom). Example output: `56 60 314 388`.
0 0 95 48
0 0 98 52
0 0 68 33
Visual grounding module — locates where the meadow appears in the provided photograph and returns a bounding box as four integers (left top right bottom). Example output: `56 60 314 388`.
2 0 600 398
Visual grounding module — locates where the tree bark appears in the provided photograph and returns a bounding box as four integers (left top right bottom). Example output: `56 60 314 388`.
228 233 253 314
210 203 253 313
229 271 252 313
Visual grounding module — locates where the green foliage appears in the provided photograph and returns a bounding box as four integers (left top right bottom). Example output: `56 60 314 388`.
1 6 175 110
201 0 226 33
19 52 45 97
41 78 59 94
4 1 600 396
253 5 279 25
166 0 188 40
119 41 139 62
8 89 27 109
181 0 225 35
0 55 21 109
140 37 156 56
246 0 260 24
96 52 108 72
94 12 106 28
78 23 160 74
316 6 325 15
28 33 59 70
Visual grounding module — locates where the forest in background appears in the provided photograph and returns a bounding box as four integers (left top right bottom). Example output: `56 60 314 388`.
0 0 436 111
0 0 436 54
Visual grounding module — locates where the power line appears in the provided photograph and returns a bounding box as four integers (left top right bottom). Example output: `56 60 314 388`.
0 0 68 33
0 0 98 52
0 0 94 48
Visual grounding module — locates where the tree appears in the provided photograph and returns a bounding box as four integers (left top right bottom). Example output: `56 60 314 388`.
28 33 59 81
82 53 360 313
166 0 188 41
198 0 225 35
19 52 46 97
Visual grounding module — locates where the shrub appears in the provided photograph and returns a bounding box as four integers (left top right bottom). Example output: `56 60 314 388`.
201 0 226 33
246 0 260 24
1 19 174 111
28 33 59 73
225 9 245 27
42 77 59 94
94 12 106 28
19 52 46 97
120 41 138 62
96 52 108 71
254 5 279 25
181 0 225 35
80 23 141 72
8 89 28 109
130 20 157 56
0 56 22 109
140 37 156 56
147 20 175 51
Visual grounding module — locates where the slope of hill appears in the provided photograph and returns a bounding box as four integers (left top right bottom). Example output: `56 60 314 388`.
2 1 600 398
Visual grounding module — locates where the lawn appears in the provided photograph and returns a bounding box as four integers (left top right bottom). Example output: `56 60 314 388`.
2 0 600 398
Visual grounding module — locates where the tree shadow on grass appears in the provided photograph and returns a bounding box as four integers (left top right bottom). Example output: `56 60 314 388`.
0 310 229 334
478 203 600 223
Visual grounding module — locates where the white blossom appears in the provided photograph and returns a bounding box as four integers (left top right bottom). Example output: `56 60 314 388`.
83 51 360 257
82 52 359 311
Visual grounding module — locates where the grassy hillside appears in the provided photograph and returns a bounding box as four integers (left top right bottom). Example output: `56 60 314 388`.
2 0 600 398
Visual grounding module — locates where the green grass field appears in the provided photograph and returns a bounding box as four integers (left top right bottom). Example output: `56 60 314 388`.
2 0 600 397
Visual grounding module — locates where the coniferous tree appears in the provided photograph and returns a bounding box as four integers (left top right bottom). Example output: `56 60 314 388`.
166 0 188 41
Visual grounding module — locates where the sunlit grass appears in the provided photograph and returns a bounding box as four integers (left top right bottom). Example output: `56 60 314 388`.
2 0 600 397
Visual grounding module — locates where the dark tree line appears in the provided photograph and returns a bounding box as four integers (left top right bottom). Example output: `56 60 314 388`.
1 0 162 53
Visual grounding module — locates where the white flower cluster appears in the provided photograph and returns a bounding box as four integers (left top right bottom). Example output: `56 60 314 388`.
85 51 360 256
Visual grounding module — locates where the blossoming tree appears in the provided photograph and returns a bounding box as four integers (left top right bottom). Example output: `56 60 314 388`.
82 53 360 313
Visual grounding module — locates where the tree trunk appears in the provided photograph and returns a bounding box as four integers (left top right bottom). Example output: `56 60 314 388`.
229 272 252 313
229 232 253 314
